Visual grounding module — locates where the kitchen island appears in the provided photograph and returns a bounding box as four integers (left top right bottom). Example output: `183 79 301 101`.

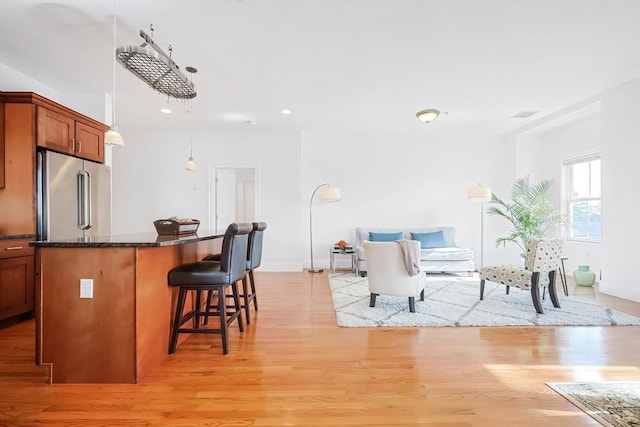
31 231 223 384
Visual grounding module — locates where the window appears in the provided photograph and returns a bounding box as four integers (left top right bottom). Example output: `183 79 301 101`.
563 154 601 241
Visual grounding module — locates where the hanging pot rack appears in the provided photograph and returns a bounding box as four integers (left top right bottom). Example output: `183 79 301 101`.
116 26 197 100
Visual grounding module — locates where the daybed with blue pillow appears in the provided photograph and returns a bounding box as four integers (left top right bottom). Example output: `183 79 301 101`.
355 227 475 276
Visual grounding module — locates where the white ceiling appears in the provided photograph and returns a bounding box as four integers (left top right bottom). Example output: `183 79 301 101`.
1 0 639 137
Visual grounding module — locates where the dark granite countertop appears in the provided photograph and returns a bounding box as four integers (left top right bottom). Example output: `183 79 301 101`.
0 234 36 240
29 230 223 248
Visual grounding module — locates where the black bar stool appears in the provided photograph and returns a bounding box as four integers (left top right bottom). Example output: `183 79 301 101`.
168 223 252 355
241 222 267 324
202 222 267 325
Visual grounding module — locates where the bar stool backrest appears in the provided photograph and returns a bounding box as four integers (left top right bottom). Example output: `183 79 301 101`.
220 223 253 283
247 222 267 270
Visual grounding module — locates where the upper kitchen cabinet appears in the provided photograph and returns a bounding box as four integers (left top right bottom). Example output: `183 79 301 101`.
0 99 36 236
2 92 109 164
36 106 105 163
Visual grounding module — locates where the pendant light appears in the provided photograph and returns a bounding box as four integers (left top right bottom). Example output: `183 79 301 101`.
185 140 197 171
105 0 124 146
185 68 197 171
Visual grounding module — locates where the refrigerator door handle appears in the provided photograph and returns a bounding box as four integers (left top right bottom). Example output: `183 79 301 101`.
77 170 93 230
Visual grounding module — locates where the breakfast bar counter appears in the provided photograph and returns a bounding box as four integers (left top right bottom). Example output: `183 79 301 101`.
31 231 223 383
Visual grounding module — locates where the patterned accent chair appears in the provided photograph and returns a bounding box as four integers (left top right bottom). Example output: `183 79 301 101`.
479 239 563 314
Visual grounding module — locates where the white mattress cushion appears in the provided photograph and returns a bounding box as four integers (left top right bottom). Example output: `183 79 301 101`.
420 247 474 261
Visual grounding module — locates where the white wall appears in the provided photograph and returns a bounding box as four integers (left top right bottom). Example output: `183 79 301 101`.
111 127 303 271
301 130 514 270
514 108 602 278
600 77 640 302
512 77 640 302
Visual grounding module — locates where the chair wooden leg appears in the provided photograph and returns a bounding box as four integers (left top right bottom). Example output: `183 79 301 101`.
217 286 228 355
169 287 187 354
408 297 415 313
530 272 544 314
203 290 214 326
231 281 244 333
480 279 485 300
194 289 202 329
242 276 251 325
369 293 377 307
420 289 424 301
548 271 561 308
249 270 258 310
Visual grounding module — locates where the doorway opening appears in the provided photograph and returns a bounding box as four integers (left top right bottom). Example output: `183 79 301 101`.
209 166 258 233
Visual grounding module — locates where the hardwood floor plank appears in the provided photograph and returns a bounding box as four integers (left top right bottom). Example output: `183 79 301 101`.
0 271 638 426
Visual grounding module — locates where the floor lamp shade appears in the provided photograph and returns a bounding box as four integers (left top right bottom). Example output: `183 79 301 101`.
467 185 492 202
319 186 341 202
309 183 341 273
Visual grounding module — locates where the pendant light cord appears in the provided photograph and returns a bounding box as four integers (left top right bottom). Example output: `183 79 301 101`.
112 0 117 126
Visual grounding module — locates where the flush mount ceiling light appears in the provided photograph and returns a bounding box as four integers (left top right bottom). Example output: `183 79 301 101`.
116 25 197 100
416 109 440 124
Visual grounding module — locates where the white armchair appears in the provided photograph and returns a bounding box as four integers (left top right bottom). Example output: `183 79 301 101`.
363 240 426 313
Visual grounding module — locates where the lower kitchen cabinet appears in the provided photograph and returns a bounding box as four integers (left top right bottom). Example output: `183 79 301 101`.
0 239 35 321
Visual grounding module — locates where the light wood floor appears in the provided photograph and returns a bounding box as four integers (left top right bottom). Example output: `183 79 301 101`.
1 272 639 426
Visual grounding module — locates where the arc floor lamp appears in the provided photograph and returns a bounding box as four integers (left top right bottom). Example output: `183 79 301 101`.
309 183 341 273
467 184 492 268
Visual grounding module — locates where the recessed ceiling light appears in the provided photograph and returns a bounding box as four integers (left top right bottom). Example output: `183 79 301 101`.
245 120 257 126
281 109 292 115
160 108 172 114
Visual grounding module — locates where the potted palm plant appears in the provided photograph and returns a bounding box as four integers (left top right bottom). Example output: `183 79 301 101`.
487 175 566 258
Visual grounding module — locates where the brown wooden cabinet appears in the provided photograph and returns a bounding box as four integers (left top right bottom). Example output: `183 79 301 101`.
0 102 36 237
0 238 35 320
36 105 105 163
1 92 108 164
1 95 5 189
0 92 107 321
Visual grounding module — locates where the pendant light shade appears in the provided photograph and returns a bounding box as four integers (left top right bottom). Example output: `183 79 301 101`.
105 126 124 146
105 0 124 146
185 141 197 171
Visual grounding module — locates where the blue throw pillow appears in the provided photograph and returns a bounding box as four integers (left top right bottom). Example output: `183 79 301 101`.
369 232 403 242
411 231 446 248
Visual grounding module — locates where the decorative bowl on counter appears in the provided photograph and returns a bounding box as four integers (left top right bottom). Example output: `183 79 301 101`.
153 218 200 235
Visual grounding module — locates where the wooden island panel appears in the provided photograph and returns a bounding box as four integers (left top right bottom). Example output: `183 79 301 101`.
35 235 222 383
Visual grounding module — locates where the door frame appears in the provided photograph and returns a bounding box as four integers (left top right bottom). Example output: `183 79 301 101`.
208 164 260 233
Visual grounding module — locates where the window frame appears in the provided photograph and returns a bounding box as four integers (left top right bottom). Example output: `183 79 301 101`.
562 153 601 243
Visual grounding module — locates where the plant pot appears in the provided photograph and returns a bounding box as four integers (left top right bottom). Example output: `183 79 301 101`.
573 265 596 286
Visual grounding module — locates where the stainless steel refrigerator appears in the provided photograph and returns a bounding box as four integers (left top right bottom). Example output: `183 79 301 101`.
37 151 112 240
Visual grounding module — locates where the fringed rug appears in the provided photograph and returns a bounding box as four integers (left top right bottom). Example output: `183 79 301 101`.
547 382 640 427
329 273 640 327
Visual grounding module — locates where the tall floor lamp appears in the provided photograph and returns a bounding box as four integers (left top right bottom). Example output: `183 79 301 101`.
467 184 492 268
309 183 341 273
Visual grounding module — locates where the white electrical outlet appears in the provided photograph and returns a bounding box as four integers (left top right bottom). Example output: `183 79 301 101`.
80 279 93 299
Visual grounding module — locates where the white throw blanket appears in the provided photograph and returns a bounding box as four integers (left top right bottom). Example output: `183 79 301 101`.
395 239 420 276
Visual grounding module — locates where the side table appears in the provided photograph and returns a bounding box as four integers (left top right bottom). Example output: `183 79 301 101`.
329 248 357 275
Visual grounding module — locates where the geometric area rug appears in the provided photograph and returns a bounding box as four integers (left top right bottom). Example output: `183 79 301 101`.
546 382 640 427
329 273 640 327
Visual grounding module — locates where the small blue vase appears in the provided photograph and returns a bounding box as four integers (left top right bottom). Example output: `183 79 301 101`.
573 265 596 286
